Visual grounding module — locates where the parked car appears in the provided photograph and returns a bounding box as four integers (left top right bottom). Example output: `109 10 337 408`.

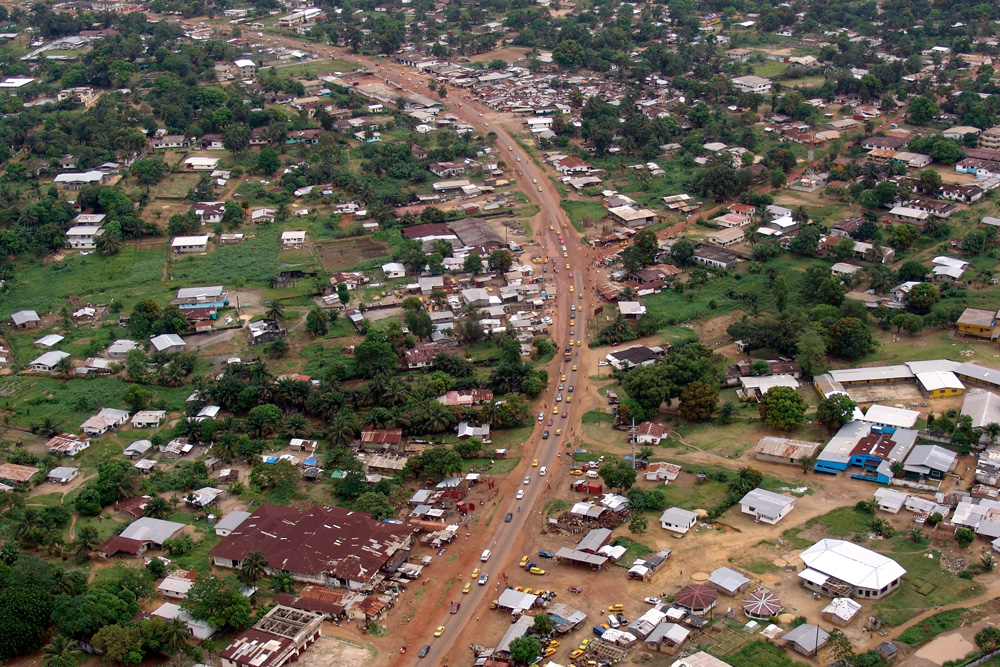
568 586 583 593
539 550 553 558
524 561 537 570
617 613 628 625
608 604 624 612
537 412 544 421
644 597 661 605
529 567 546 575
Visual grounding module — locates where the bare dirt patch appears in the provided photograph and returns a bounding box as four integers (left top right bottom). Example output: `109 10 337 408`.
315 237 390 271
291 633 376 667
468 46 532 63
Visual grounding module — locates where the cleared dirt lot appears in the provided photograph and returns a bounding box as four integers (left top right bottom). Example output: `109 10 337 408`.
315 237 390 271
296 635 375 667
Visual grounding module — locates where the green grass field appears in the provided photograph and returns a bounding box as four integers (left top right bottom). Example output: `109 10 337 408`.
897 608 965 645
560 200 607 232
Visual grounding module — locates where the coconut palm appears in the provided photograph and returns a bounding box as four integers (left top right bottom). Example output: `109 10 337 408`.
43 635 83 667
382 378 410 408
422 401 455 434
160 618 191 654
239 550 269 589
327 411 360 446
73 525 102 562
144 496 170 520
284 413 308 437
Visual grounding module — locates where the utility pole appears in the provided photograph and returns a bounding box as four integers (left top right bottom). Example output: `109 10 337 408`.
630 417 637 470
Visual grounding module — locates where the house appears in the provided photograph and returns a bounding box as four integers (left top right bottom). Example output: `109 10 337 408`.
707 567 751 596
607 206 658 228
122 440 153 459
902 444 957 480
634 421 669 445
107 339 140 359
151 333 186 354
200 134 225 150
618 301 647 319
962 389 1000 429
97 536 149 558
131 410 166 428
644 623 690 654
281 231 307 248
209 504 413 590
11 310 41 329
215 511 252 537
152 135 190 149
172 235 209 253
220 606 324 667
34 334 64 349
659 507 699 533
80 407 130 436
873 487 908 513
428 161 466 178
247 319 286 346
861 136 909 151
606 345 657 371
172 286 230 310
798 538 906 599
782 624 829 657
116 495 153 519
186 487 225 508
157 570 199 600
981 125 1000 151
251 208 275 224
234 59 256 79
45 433 91 456
289 439 318 452
815 421 917 482
28 350 70 372
184 157 220 171
671 652 733 667
47 466 79 484
645 462 681 483
0 463 39 485
753 437 820 465
382 262 406 279
192 202 225 224
692 245 739 270
708 227 745 248
731 75 772 93
53 171 109 190
456 422 489 441
66 224 104 249
119 516 186 547
956 308 1000 339
404 343 439 369
739 488 795 524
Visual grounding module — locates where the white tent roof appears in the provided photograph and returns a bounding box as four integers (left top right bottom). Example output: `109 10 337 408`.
799 539 906 590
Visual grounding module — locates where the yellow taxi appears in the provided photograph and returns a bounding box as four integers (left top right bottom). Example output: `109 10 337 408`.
570 650 585 660
519 555 530 567
543 648 556 657
547 641 560 648
560 374 567 381
569 286 574 292
572 365 578 371
463 583 472 594
529 567 546 575
566 396 572 403
490 599 498 609
563 252 568 258
532 459 539 467
556 428 562 435
566 263 571 270
434 626 445 637
532 178 537 183
579 292 584 299
549 225 554 230
577 340 583 346
570 469 583 475
553 406 559 414
570 319 575 327
608 604 624 612
508 146 513 151
471 568 481 578
538 186 543 191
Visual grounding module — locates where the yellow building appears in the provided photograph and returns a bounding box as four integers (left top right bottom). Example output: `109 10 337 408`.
956 307 1000 340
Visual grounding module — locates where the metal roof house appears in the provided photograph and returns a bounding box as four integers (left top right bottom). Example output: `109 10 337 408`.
659 507 698 534
119 517 186 547
739 488 795 524
962 389 1000 429
814 421 917 483
782 624 829 657
707 567 752 596
903 445 957 480
799 538 906 599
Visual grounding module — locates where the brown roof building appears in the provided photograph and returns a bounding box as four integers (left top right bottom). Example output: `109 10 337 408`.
116 495 154 519
209 504 413 590
0 463 40 484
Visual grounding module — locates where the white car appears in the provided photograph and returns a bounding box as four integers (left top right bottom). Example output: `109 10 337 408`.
523 476 531 485
598 361 610 367
516 490 524 499
538 412 545 421
644 597 661 605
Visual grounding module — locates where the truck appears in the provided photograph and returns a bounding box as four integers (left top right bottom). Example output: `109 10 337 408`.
563 345 573 361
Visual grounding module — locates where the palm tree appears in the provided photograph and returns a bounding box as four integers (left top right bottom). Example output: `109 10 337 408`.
327 411 360 446
239 550 269 589
73 525 102 562
867 265 895 295
479 401 504 427
43 635 82 667
284 413 308 437
181 417 202 444
160 618 191 654
144 496 170 520
423 401 455 433
383 378 410 408
265 300 285 321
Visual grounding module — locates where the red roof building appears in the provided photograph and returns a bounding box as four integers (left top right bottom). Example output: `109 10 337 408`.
97 536 148 558
209 504 413 590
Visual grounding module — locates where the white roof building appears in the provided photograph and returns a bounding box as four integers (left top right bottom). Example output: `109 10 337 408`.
799 538 906 599
873 487 908 513
151 333 186 352
862 404 920 429
739 488 795 524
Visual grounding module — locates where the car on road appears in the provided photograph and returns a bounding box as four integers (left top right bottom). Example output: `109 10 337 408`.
533 459 539 467
516 490 524 499
563 252 568 257
515 157 520 162
579 292 584 299
569 328 575 335
577 340 583 346
471 568 480 578
533 178 537 183
565 263 571 270
555 428 562 436
419 645 430 658
568 586 583 593
553 406 559 414
462 583 471 594
558 383 564 390
543 647 556 657
508 146 513 151
572 364 578 371
523 476 531 485
520 555 530 567
541 430 549 439
504 512 513 522
547 418 553 426
437 547 447 556
571 305 576 312
569 285 574 292
479 573 489 585
537 412 544 421
644 597 661 605
539 550 554 558
538 186 543 191
568 385 575 392
549 225 554 230
566 396 572 403
568 271 573 278
561 411 568 418
555 393 562 402
570 649 584 660
579 638 592 650
450 601 461 614
434 626 446 637
530 567 546 575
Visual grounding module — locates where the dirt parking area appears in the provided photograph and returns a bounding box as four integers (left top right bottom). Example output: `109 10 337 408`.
846 383 926 406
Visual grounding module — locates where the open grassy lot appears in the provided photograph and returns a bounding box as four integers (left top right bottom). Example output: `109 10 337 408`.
315 236 391 272
154 173 202 199
560 200 608 232
272 58 361 76
897 608 965 645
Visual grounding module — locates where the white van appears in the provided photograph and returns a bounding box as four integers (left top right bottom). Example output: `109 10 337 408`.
481 549 492 562
586 470 599 478
608 615 620 628
539 466 547 476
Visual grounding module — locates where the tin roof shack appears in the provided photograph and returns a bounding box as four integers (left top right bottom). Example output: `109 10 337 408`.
753 437 820 465
782 624 829 657
0 463 40 485
644 622 690 655
707 567 752 596
822 597 862 626
220 606 324 667
209 504 413 591
672 652 734 667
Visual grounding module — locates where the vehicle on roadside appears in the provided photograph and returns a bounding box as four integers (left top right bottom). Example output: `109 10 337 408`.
539 550 553 558
419 645 430 658
505 512 513 522
479 573 489 585
644 597 661 605
529 567 546 575
568 586 583 593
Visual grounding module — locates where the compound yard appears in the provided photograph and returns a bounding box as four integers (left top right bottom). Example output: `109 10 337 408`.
316 237 390 271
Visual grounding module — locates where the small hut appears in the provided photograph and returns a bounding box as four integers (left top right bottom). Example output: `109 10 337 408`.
742 588 781 620
674 584 718 617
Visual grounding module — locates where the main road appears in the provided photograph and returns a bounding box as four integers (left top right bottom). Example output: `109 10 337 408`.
175 22 594 663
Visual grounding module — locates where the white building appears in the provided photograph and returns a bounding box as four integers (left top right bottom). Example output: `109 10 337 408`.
66 224 104 249
731 75 772 93
184 157 220 171
47 466 79 484
659 507 699 534
281 231 307 248
799 538 906 599
739 488 795 524
382 262 406 279
28 350 70 372
172 235 209 253
150 333 186 354
234 59 256 79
